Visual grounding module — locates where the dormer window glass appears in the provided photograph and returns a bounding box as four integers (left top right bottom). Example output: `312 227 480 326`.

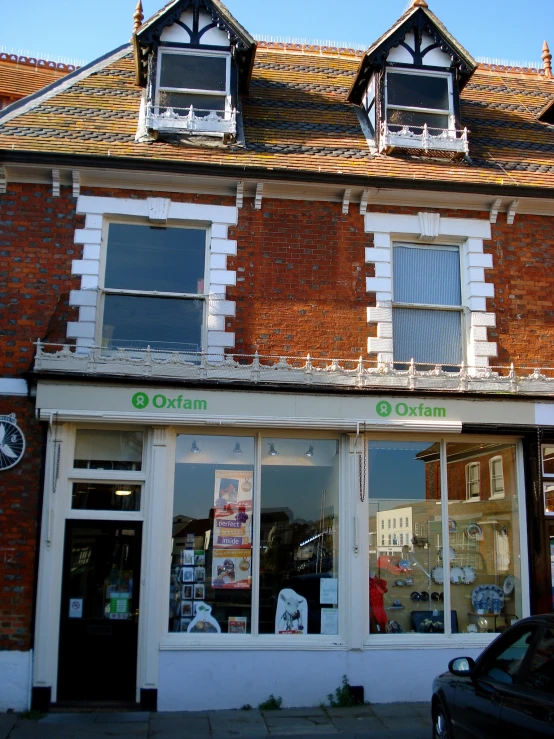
386 70 452 132
156 49 230 116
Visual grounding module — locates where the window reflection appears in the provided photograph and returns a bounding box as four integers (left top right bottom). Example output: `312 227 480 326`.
259 438 339 636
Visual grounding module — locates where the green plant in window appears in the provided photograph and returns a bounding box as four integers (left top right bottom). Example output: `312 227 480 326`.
258 694 283 710
327 675 363 707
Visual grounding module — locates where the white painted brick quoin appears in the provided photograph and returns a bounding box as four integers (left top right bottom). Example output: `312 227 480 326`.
70 196 238 357
365 212 497 371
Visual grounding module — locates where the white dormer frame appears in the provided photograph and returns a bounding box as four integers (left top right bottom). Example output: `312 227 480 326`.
147 48 236 137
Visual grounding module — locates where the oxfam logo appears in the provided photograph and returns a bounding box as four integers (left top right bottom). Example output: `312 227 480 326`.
132 392 149 409
376 401 392 417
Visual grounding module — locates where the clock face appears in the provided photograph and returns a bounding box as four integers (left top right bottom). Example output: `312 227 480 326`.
0 415 25 471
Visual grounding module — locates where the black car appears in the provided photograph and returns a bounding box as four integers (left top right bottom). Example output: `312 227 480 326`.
432 614 554 738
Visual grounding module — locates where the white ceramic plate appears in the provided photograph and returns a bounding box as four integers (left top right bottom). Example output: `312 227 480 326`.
432 566 444 584
466 523 483 540
439 546 456 562
503 574 515 595
451 566 465 584
462 566 476 584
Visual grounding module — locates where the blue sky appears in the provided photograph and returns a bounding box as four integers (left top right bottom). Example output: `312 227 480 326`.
2 0 553 68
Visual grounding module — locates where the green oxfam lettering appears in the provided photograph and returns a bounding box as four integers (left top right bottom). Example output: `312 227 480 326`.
132 392 207 411
375 400 446 418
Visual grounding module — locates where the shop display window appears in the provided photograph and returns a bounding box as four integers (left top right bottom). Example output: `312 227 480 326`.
447 442 521 635
71 482 141 511
368 439 521 636
74 430 143 471
543 446 554 477
169 434 255 634
544 484 554 515
369 441 444 635
259 438 340 636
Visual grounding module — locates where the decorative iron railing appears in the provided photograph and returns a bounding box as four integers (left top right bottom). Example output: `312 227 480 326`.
32 342 554 395
146 104 237 136
380 122 469 155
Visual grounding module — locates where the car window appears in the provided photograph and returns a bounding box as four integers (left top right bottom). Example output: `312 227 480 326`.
480 628 535 685
520 627 554 694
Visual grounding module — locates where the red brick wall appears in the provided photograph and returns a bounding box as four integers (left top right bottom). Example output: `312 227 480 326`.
0 396 43 650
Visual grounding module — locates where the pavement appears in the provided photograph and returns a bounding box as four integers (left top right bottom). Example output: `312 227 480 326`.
0 703 432 739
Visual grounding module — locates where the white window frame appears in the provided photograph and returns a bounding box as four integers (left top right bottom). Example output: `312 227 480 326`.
98 218 209 355
155 48 232 116
385 67 454 132
489 455 505 499
391 242 464 366
466 461 481 500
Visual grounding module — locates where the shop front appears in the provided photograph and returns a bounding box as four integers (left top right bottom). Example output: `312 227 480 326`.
31 382 539 710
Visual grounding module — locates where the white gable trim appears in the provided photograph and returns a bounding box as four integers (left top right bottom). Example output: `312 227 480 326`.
68 195 237 359
365 212 496 371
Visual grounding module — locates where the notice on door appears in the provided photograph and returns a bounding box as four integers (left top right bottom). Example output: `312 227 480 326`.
69 598 83 619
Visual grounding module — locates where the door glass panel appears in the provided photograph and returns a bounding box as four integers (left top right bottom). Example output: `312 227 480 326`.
446 442 522 635
259 438 340 636
72 482 141 511
74 430 143 471
169 435 255 634
369 440 447 636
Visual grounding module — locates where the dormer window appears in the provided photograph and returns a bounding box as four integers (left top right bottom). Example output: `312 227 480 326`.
386 70 451 132
148 49 235 136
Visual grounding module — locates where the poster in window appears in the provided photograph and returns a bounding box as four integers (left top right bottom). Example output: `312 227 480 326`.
212 549 251 589
213 470 253 549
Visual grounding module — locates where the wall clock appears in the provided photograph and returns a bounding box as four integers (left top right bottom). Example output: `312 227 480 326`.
0 414 25 471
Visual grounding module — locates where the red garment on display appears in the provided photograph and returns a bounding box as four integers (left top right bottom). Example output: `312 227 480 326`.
369 575 388 630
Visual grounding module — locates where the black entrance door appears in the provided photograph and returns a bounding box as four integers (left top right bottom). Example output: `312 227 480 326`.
57 521 142 702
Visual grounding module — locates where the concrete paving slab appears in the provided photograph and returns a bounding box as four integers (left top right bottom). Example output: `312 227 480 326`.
325 706 376 718
265 717 339 735
331 716 385 733
155 711 209 719
271 709 327 718
370 703 421 718
0 715 17 739
9 726 77 739
39 713 96 724
378 715 431 732
94 712 150 723
150 717 210 736
76 724 148 736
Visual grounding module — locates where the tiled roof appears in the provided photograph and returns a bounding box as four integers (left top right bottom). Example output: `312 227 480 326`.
0 57 70 100
1 44 554 191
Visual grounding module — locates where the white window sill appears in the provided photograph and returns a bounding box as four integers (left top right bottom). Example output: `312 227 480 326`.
364 632 498 650
489 494 505 500
160 634 347 650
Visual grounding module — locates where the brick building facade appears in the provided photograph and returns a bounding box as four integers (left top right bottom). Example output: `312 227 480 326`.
1 0 554 714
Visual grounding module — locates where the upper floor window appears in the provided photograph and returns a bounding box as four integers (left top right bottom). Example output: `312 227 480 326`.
386 70 452 133
101 223 207 354
466 462 480 500
489 456 505 499
392 243 462 366
156 50 230 116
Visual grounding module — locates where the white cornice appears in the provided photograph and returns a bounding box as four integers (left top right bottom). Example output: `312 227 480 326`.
3 164 554 216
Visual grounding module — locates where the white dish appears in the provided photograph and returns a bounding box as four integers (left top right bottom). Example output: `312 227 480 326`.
432 566 444 585
471 584 504 612
450 566 465 584
503 575 515 595
439 546 456 562
462 566 476 584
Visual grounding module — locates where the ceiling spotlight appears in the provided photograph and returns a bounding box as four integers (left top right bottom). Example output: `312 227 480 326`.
115 487 132 497
305 445 314 458
191 440 201 453
268 443 279 456
232 442 244 455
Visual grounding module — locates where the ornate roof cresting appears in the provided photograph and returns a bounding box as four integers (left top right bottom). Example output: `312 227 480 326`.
543 40 552 78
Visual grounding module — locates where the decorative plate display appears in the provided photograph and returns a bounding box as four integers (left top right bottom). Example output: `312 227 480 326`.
439 547 456 562
462 566 476 584
465 523 483 540
503 575 516 595
471 584 504 612
386 620 404 634
450 566 465 584
397 559 411 571
431 566 444 584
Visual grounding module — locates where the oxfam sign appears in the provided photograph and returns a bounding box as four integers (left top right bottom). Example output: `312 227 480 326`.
376 400 446 418
132 392 207 411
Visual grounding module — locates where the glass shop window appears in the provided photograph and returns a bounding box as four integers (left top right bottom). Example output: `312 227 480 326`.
72 482 141 511
259 438 340 636
369 441 445 636
102 223 206 354
542 446 554 476
447 442 521 636
169 435 254 635
74 430 143 471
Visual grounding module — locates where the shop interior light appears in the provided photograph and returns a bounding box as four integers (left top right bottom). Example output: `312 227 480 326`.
191 440 201 453
115 487 132 496
232 442 244 455
268 443 279 456
305 445 314 458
